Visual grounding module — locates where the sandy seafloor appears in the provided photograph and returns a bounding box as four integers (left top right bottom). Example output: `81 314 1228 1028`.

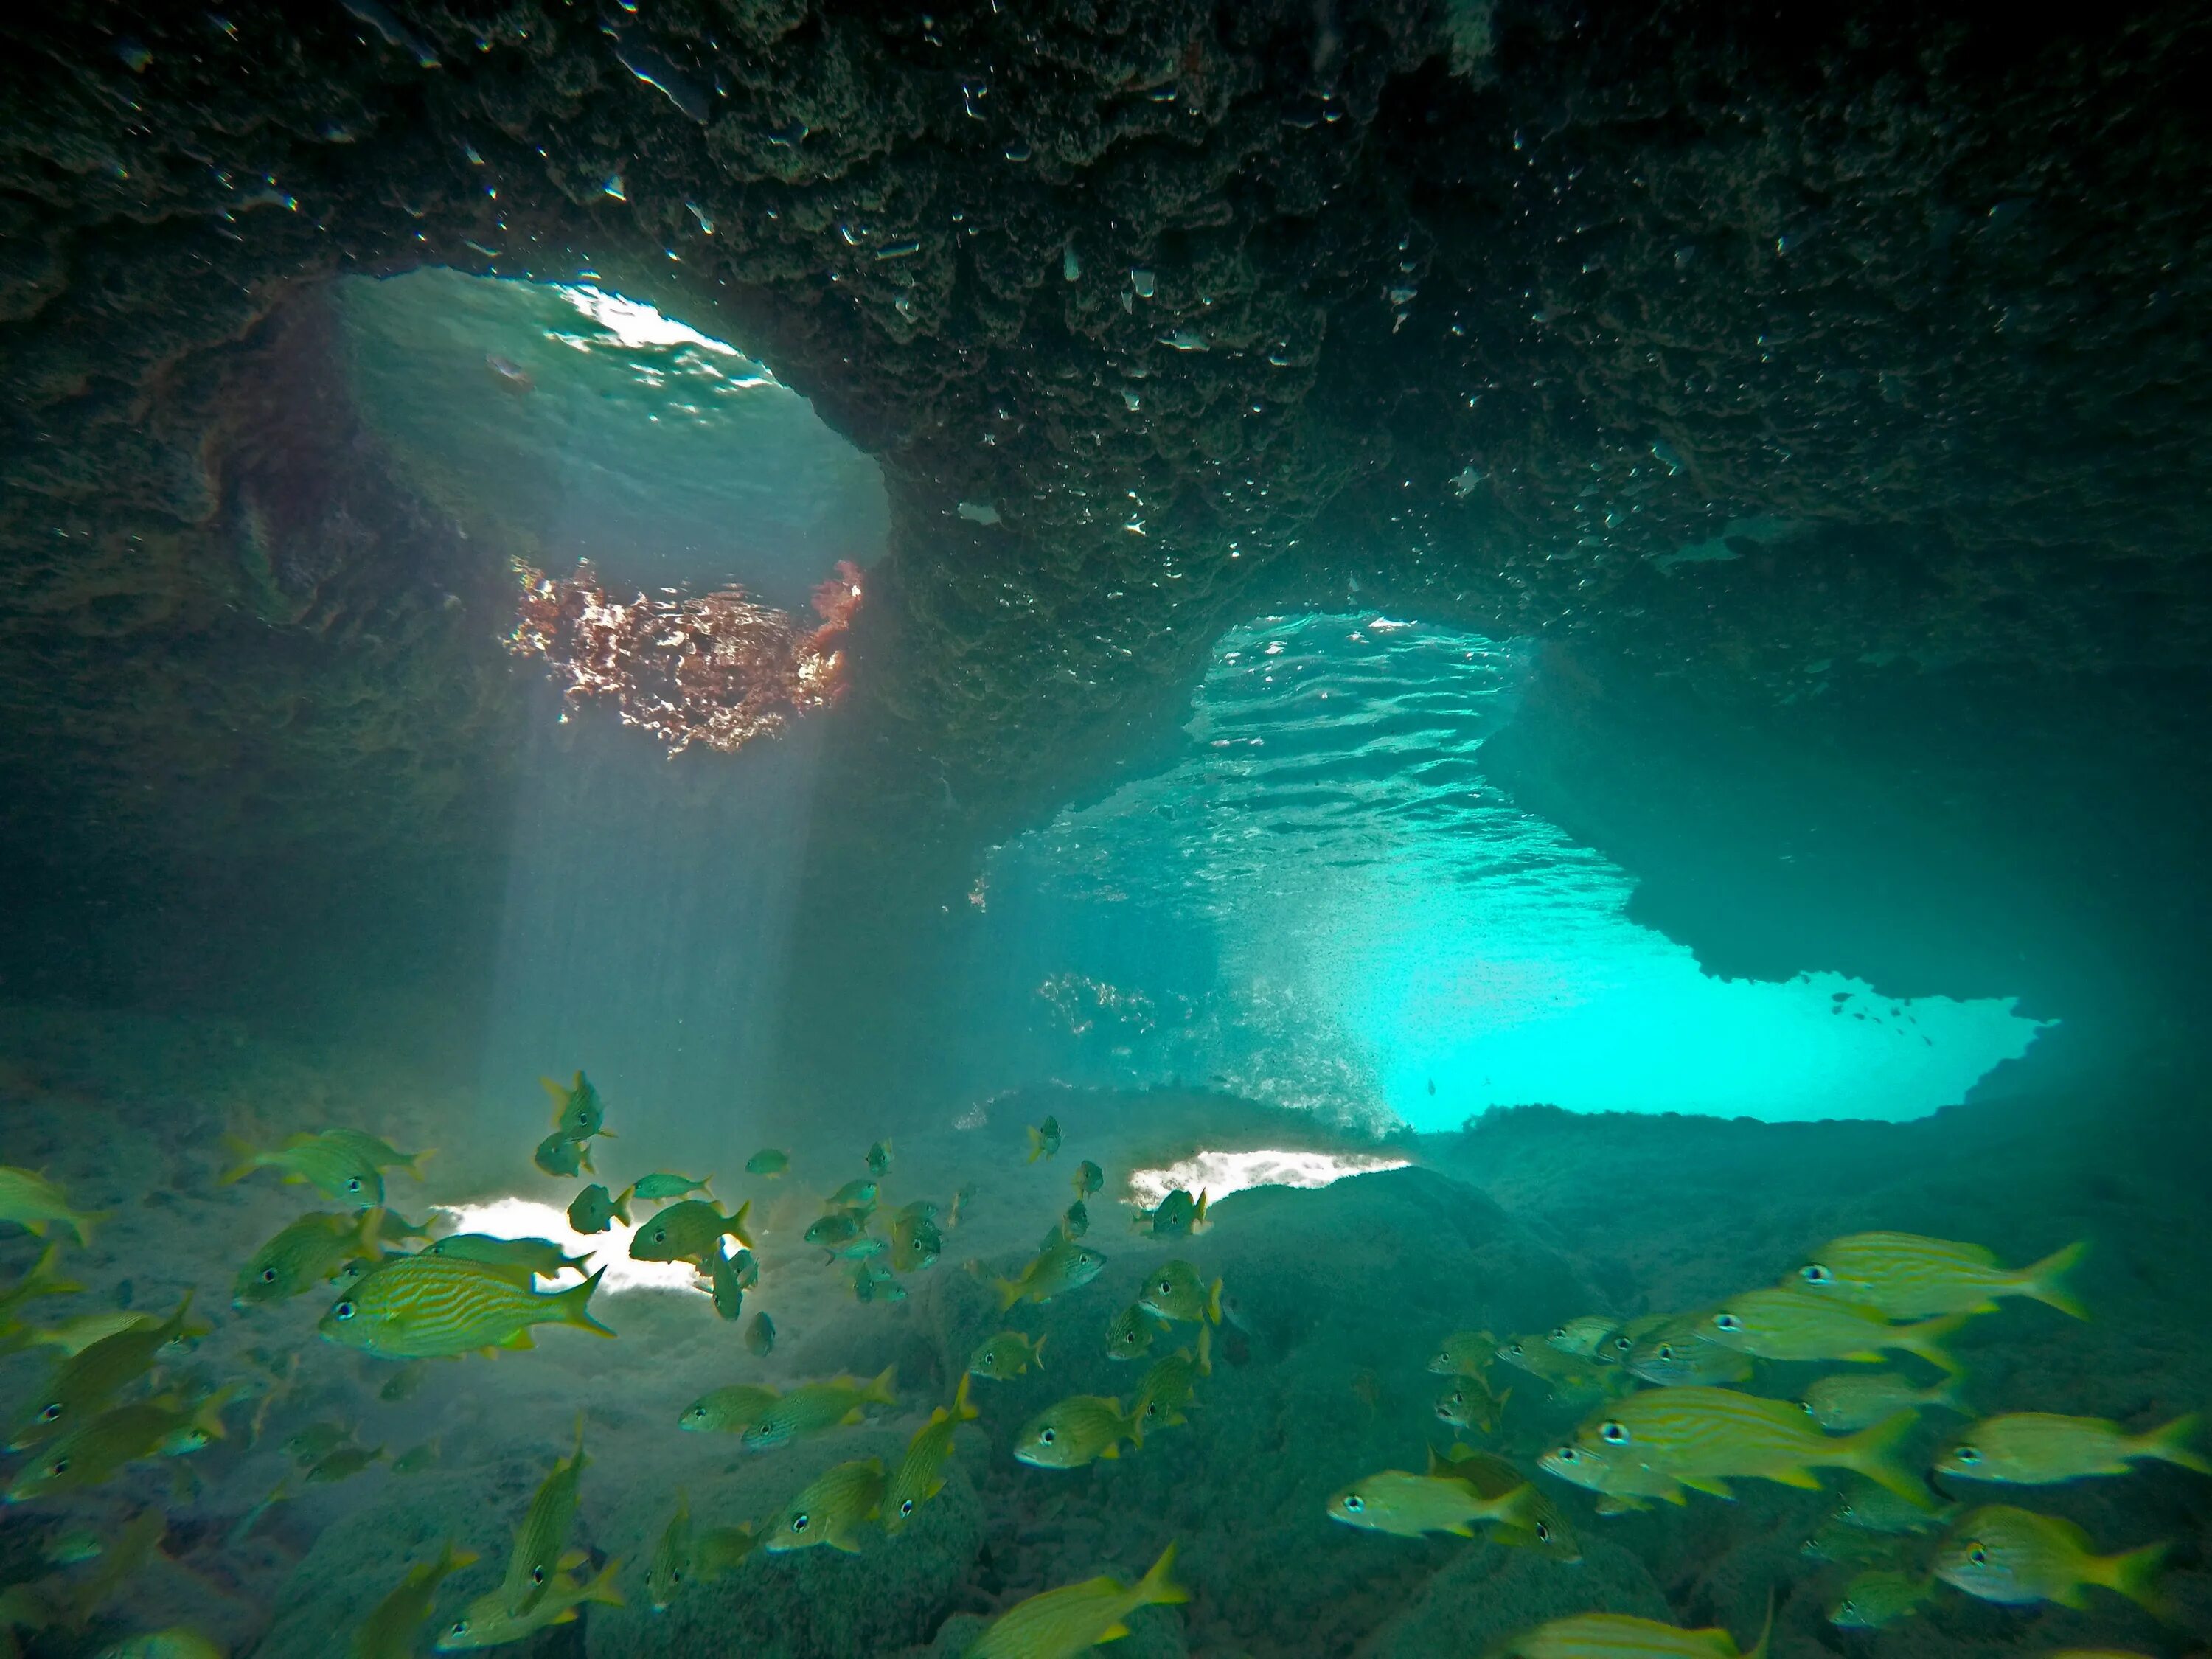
0 1004 2207 1658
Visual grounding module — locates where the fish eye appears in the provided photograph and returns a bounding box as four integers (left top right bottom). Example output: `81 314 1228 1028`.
1966 1544 1987 1565
1714 1313 1742 1332
900 1499 915 1515
261 1267 279 1282
1556 1447 1580 1463
39 1404 60 1422
1040 1428 1056 1444
1657 1343 1675 1360
1158 1279 1172 1293
347 1178 364 1193
1599 1421 1629 1444
450 1622 467 1636
1550 1326 1567 1338
532 1566 546 1584
1345 1494 1364 1512
791 1514 810 1532
653 1230 667 1243
1534 1522 1552 1541
671 1569 683 1583
1956 1445 1981 1463
50 1458 68 1475
1798 1400 1814 1414
1508 1342 1525 1355
333 1301 356 1320
1801 1263 1834 1284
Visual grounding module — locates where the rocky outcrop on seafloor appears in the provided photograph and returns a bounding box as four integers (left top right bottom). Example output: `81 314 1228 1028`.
3 1 2212 1015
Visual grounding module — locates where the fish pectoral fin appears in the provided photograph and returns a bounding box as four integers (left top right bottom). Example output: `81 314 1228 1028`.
1766 1467 1824 1490
1443 1523 1476 1537
499 1329 536 1351
2053 1584 2090 1610
1098 1624 1130 1640
1679 1476 1736 1499
830 1534 865 1555
1099 1443 1119 1459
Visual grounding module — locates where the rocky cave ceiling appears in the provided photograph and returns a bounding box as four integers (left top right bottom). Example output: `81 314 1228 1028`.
3 0 2211 1009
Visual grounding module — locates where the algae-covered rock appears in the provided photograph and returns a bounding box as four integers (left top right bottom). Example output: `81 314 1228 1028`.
1352 1534 1669 1659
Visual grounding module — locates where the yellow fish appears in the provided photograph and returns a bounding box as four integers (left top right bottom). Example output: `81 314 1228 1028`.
762 1458 885 1554
1576 1386 1930 1505
1798 1370 1965 1432
0 1167 103 1248
1546 1315 1618 1357
1697 1288 1967 1372
995 1235 1107 1310
679 1383 779 1434
628 1199 752 1265
434 1557 622 1649
738 1368 897 1451
538 1071 612 1142
1324 1469 1537 1538
91 1632 225 1659
1789 1232 2087 1320
1134 1259 1220 1326
969 1331 1048 1380
1426 1444 1579 1561
235 1211 381 1307
1935 1411 2208 1484
1496 1604 1770 1658
489 1420 587 1618
1934 1505 2165 1612
319 1257 613 1357
961 1542 1186 1659
1013 1396 1141 1469
352 1540 477 1659
1538 1437 1694 1513
1134 1326 1211 1433
1827 1567 1933 1629
884 1377 981 1530
10 1293 201 1450
28 1310 157 1355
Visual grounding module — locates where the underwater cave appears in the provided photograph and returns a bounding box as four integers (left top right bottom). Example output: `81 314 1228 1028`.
1 2 2210 1655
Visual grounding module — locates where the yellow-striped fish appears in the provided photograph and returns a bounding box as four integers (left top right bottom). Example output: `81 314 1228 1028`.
9 1293 201 1450
1496 1604 1771 1658
884 1377 981 1531
1799 1370 1965 1432
679 1383 779 1434
1537 1436 1694 1512
969 1331 1048 1381
539 1071 612 1142
353 1540 478 1659
1013 1395 1141 1469
235 1211 381 1307
1828 1567 1933 1629
1427 1444 1579 1560
1698 1289 1967 1372
490 1421 587 1617
1325 1469 1536 1538
1934 1505 2165 1612
0 1168 103 1248
1576 1386 1930 1505
1789 1233 2087 1320
1426 1329 1497 1377
1136 1260 1220 1326
1547 1315 1618 1357
1935 1411 2208 1484
628 1199 751 1265
961 1542 1186 1659
1624 1317 1755 1389
738 1368 897 1451
762 1458 885 1554
995 1234 1107 1310
318 1257 613 1358
1135 1326 1211 1433
434 1557 622 1649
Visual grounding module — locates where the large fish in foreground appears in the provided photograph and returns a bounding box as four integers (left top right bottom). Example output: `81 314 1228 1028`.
319 1257 613 1357
1933 1504 2165 1612
960 1542 1186 1659
1570 1388 1931 1506
1787 1232 2087 1320
1934 1411 2208 1484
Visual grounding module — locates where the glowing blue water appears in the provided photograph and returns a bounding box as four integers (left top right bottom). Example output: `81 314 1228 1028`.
980 613 2045 1129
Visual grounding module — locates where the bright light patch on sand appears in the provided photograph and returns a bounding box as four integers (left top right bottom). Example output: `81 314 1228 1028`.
1125 1149 1409 1208
434 1197 700 1295
555 285 749 360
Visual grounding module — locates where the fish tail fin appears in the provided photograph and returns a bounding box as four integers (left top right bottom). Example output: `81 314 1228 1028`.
443 1541 479 1571
403 1148 437 1182
1744 1587 1776 1659
1838 1410 1933 1508
2101 1538 2169 1617
579 1142 596 1175
69 1210 107 1250
1135 1540 1189 1608
2020 1239 2090 1320
1193 1189 1210 1231
216 1135 261 1186
994 1278 1024 1311
727 1199 753 1248
1196 1323 1213 1377
581 1555 626 1607
558 1268 617 1338
612 1186 634 1225
1032 1333 1048 1370
1905 1312 1972 1375
540 1075 569 1121
866 1364 898 1407
2140 1413 2210 1475
953 1374 980 1422
1206 1279 1222 1325
1026 1126 1045 1162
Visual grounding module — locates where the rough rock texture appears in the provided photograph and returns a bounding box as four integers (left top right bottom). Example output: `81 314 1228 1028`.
2 0 2211 1020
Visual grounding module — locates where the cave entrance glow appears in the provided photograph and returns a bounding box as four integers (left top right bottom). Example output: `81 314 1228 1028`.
969 613 2048 1130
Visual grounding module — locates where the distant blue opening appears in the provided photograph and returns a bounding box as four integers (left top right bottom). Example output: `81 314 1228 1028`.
969 613 2046 1130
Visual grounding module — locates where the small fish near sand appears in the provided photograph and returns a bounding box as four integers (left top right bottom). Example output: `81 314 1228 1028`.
680 1383 780 1435
1135 1188 1208 1238
1788 1231 2087 1321
422 1234 590 1284
1935 1411 2208 1484
1135 1259 1220 1326
1014 1395 1142 1469
352 1540 477 1659
745 1312 775 1356
540 1071 613 1144
319 1257 613 1358
1800 1370 1966 1432
1546 1315 1619 1357
763 1458 886 1554
1026 1116 1062 1163
744 1149 790 1178
648 1495 754 1611
434 1558 622 1650
738 1368 898 1451
1072 1159 1103 1198
805 1211 864 1248
1496 1335 1621 1397
234 1211 380 1307
886 1377 982 1530
487 1421 588 1619
1933 1504 2166 1612
996 1235 1107 1310
1427 1444 1579 1560
970 1330 1048 1381
630 1172 713 1206
630 1199 752 1265
1324 1469 1538 1539
1106 1302 1164 1362
1433 1373 1509 1436
534 1133 593 1179
1828 1567 1933 1629
0 1166 104 1247
221 1130 426 1206
1135 1326 1210 1432
1427 1329 1499 1378
1494 1605 1772 1659
867 1140 893 1177
959 1543 1186 1659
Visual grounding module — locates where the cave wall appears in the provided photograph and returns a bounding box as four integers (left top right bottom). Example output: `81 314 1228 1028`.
2 0 2209 1034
